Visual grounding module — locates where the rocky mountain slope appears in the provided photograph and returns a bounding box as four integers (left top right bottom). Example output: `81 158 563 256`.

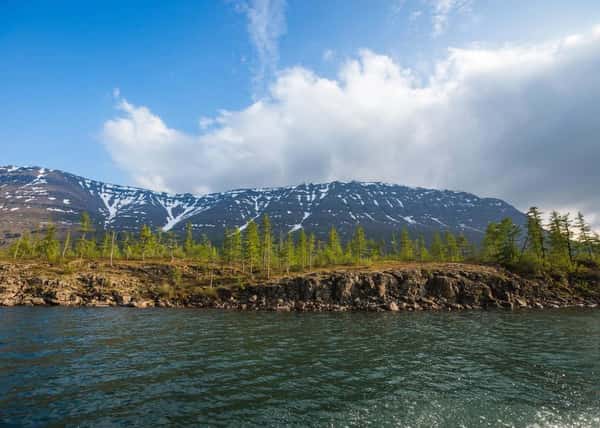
0 166 526 243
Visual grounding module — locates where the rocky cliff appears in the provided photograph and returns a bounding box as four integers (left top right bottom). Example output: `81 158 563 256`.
1 261 598 311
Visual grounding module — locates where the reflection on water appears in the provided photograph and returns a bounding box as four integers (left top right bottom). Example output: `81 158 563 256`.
1 308 599 427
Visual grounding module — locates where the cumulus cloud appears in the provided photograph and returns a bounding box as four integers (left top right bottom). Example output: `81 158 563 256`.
102 27 600 227
235 0 287 96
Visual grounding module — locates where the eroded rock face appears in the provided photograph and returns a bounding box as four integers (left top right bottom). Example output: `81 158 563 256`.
0 262 598 311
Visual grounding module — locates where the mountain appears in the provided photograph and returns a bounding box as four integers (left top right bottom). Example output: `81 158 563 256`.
0 165 526 244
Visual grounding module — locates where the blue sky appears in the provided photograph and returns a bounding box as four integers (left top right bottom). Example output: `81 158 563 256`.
2 1 600 224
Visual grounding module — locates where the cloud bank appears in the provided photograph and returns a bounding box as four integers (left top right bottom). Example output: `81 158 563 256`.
102 27 600 227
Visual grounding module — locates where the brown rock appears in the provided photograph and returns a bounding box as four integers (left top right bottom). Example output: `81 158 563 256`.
387 302 399 312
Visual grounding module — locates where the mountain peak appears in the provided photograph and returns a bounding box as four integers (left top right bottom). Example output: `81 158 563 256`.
0 166 526 242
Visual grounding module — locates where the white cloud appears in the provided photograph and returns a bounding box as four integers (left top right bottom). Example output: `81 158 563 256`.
431 0 472 37
236 0 287 96
102 26 600 227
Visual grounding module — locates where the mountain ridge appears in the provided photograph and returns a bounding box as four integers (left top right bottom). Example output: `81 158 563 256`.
0 165 526 243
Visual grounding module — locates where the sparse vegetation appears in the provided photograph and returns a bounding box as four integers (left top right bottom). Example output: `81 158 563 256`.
2 210 599 283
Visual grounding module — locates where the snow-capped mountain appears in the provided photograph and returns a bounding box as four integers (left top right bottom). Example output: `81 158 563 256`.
0 166 526 243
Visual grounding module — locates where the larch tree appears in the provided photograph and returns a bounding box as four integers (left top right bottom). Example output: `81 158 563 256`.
445 232 460 262
261 215 273 278
244 220 260 274
575 212 594 260
351 226 367 265
399 227 414 261
525 207 546 264
298 230 308 270
430 232 446 262
327 226 343 264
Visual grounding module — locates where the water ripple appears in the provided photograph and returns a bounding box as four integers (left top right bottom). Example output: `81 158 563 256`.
1 308 599 427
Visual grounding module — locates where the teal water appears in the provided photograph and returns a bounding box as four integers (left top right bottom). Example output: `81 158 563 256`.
1 308 599 427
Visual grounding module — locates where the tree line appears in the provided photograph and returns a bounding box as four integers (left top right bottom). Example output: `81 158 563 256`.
480 208 599 274
4 208 599 277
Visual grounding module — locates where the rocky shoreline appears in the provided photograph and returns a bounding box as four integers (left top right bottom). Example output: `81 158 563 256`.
1 261 598 311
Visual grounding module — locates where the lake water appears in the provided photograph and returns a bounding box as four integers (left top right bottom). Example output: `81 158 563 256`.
1 308 599 427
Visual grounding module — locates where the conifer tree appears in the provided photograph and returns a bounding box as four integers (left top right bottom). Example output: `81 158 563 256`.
77 212 94 259
548 211 571 270
308 233 316 270
261 215 273 278
456 234 470 261
298 229 308 270
222 227 232 267
351 226 367 264
399 227 414 261
101 233 111 258
327 226 343 264
244 220 260 274
139 225 154 261
122 232 133 260
430 232 446 262
561 214 574 265
445 232 460 262
166 231 178 263
281 233 295 275
40 224 60 262
575 212 594 259
231 228 242 270
184 222 195 258
498 218 521 266
416 235 430 262
525 207 546 263
482 222 501 263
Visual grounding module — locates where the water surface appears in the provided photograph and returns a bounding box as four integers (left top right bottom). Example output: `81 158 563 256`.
1 308 599 427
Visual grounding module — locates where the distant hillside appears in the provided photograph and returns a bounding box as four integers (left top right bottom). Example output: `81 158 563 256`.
0 166 526 243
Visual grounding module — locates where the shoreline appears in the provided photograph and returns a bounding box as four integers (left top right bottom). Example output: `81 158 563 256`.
1 261 598 311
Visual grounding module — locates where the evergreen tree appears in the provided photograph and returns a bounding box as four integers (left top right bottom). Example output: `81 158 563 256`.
445 232 460 262
561 214 574 265
399 227 414 261
122 232 134 260
77 212 94 259
430 232 446 262
326 226 343 264
456 234 471 261
261 215 273 278
525 207 546 263
548 211 571 270
298 230 308 270
40 224 60 262
244 220 260 273
101 232 111 258
416 235 430 262
139 225 154 261
575 212 594 259
281 233 295 274
307 233 316 270
481 222 501 263
231 228 243 270
166 231 178 263
350 225 367 264
184 222 195 257
498 218 521 266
